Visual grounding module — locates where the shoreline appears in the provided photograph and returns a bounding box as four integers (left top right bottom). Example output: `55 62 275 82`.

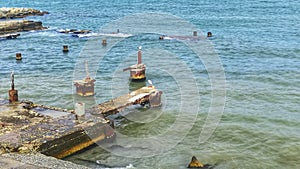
1 153 90 169
0 7 48 19
0 99 114 168
0 7 48 36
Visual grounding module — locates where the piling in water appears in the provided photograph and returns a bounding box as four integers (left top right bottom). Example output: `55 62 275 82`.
123 47 146 81
102 39 107 46
193 31 197 36
207 32 212 37
63 45 69 52
74 61 96 96
8 72 18 102
16 53 22 60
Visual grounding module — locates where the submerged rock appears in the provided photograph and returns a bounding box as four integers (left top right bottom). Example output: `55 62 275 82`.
188 156 204 168
187 156 215 169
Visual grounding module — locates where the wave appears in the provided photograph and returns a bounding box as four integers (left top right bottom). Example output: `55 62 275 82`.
72 32 133 38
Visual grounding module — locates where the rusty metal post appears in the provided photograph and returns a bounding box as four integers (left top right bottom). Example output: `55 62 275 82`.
16 53 22 60
207 32 212 37
193 31 197 36
9 72 18 102
102 39 107 46
63 45 69 52
137 47 142 64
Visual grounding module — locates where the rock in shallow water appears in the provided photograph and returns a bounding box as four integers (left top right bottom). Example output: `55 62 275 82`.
0 20 47 35
188 156 204 168
188 156 215 168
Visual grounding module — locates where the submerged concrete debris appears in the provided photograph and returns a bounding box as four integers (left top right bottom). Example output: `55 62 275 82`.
96 85 162 117
56 29 91 34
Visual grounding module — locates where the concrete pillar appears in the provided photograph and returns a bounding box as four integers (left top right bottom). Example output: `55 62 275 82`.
102 39 107 46
75 102 85 117
9 72 18 102
207 32 212 37
63 45 69 52
16 53 22 60
193 31 197 36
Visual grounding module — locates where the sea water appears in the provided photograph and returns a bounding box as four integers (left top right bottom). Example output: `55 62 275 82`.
0 0 299 168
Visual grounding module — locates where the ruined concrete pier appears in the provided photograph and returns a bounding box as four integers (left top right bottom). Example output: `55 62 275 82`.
0 84 161 161
0 100 114 159
96 85 162 117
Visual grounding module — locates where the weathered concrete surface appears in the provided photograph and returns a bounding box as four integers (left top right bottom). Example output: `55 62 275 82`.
0 7 49 19
96 85 162 117
0 20 47 35
0 100 114 159
0 153 90 169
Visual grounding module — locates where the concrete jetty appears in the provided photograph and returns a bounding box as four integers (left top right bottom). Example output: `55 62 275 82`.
96 85 162 117
0 100 114 159
0 85 161 159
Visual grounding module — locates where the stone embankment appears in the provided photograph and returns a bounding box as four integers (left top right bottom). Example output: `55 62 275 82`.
0 20 47 35
0 7 48 19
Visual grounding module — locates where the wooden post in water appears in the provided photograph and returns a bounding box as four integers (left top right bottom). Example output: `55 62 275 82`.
9 72 18 102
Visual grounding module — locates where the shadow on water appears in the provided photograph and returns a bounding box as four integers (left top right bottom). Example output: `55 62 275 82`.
128 80 146 92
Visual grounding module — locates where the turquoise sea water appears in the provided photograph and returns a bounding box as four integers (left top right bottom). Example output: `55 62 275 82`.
1 0 300 168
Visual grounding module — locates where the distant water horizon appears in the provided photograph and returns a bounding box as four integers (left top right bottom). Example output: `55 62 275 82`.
1 0 299 168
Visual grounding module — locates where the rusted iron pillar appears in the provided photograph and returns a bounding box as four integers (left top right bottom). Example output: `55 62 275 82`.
207 32 212 37
102 39 107 46
74 61 96 96
123 47 146 81
137 47 142 64
193 31 197 36
9 72 18 102
16 53 22 60
63 45 69 52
